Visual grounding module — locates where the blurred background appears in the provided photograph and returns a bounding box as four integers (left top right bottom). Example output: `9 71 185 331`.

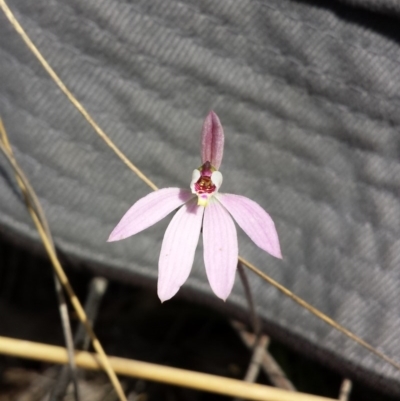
1 0 400 399
0 235 397 400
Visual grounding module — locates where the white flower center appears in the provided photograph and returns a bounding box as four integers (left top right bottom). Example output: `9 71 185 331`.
190 162 223 206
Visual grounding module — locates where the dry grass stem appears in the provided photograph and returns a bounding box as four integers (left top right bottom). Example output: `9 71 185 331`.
237 261 261 338
1 0 399 379
0 120 81 401
239 256 400 372
234 262 273 401
50 277 109 400
0 336 338 401
76 277 109 351
231 321 296 392
338 379 352 401
0 124 127 401
0 0 157 192
243 335 270 383
50 274 81 401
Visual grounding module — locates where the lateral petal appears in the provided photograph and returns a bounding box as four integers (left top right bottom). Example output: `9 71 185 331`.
203 199 238 301
201 111 224 170
216 193 282 259
158 199 204 302
108 188 194 241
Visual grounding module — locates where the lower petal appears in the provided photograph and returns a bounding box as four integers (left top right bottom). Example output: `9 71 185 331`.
108 188 194 241
158 199 204 302
203 199 238 301
215 193 281 259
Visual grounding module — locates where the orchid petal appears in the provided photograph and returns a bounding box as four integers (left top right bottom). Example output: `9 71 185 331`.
216 193 282 259
108 188 194 241
203 199 238 301
201 111 224 169
158 199 204 302
190 169 201 194
211 171 223 191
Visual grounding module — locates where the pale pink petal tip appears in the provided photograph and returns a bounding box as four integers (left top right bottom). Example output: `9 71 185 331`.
216 194 282 259
108 188 194 242
201 111 224 170
157 199 204 302
203 200 238 301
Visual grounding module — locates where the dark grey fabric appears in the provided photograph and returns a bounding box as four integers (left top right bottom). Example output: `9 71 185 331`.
337 0 400 14
1 0 400 395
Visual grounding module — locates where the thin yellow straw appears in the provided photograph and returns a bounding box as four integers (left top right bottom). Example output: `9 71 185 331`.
0 119 81 400
239 256 400 372
0 125 127 401
0 336 336 401
1 0 399 374
0 0 157 192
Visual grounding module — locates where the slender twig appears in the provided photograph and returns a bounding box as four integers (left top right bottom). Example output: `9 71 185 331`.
49 277 109 400
51 275 81 401
239 256 400 372
1 0 400 375
236 262 296 391
0 121 80 401
0 0 157 192
76 277 109 351
231 321 296 392
0 121 51 239
238 263 264 383
0 130 127 401
0 336 338 401
233 262 265 401
237 261 261 338
338 379 352 401
243 335 269 383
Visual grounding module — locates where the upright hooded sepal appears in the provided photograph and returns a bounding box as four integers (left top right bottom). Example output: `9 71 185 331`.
201 111 224 170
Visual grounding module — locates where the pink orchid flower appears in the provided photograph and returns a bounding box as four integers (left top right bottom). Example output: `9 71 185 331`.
108 111 281 302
